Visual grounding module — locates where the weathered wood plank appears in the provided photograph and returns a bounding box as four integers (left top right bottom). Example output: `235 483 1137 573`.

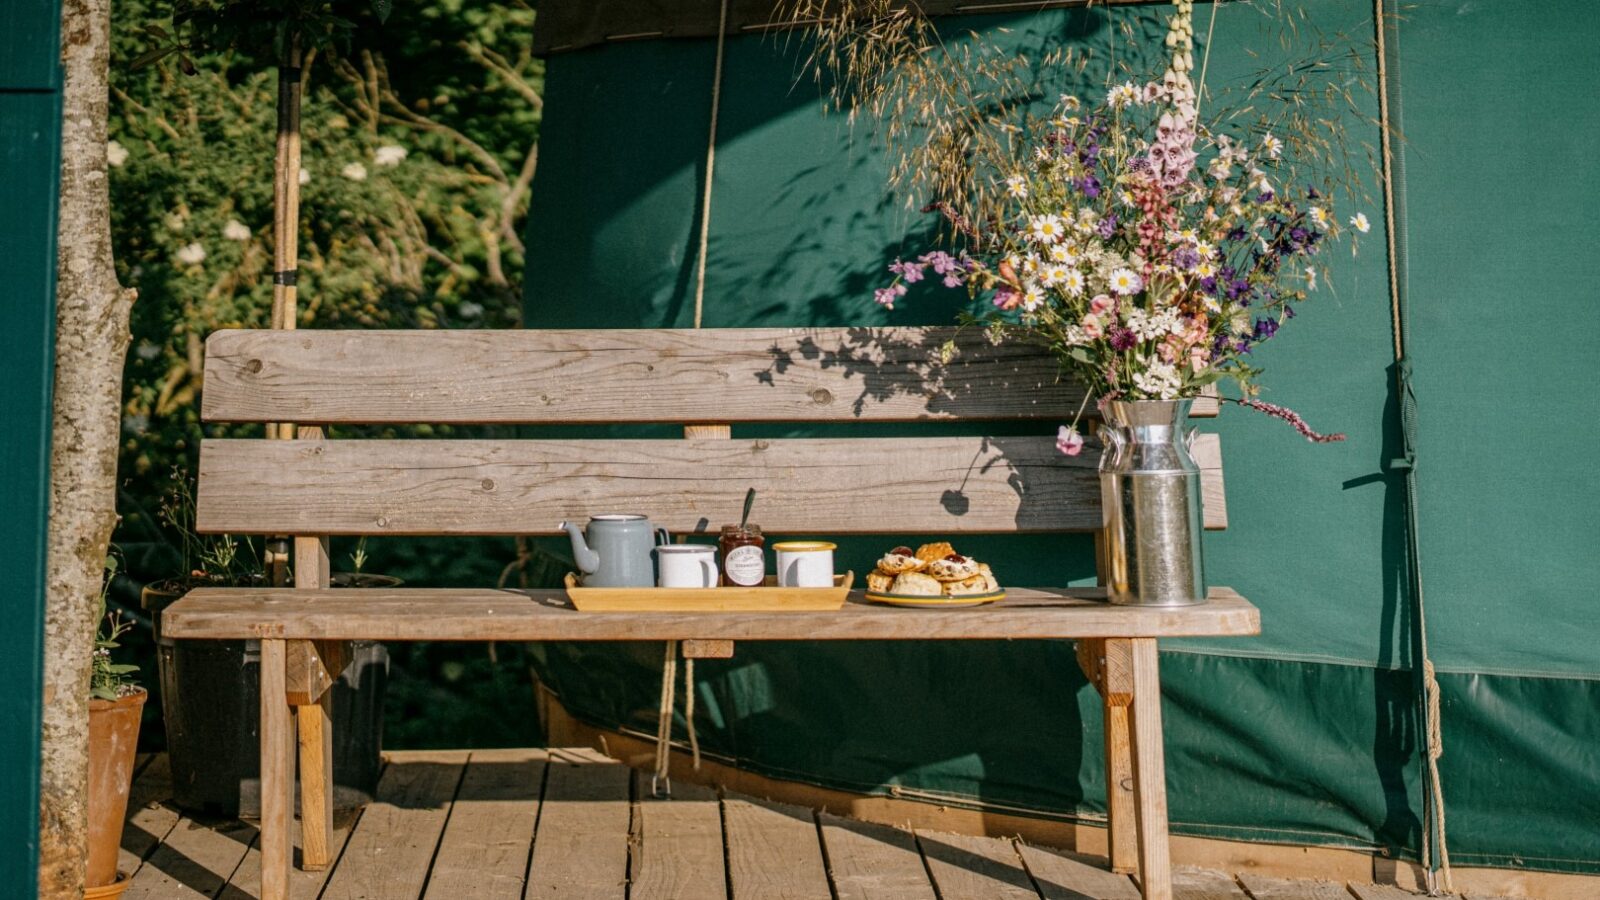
196 435 1227 536
258 638 294 900
524 748 632 899
225 810 357 900
120 754 181 879
722 795 832 900
162 586 1260 642
1129 640 1174 900
915 831 1040 900
422 748 545 900
319 750 466 900
1345 885 1421 900
819 814 938 900
630 776 727 900
1168 866 1248 899
1018 844 1141 899
1236 873 1354 899
202 327 1098 424
122 815 255 900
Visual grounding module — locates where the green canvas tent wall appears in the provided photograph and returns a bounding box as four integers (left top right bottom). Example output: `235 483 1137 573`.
1 0 64 893
522 0 1600 875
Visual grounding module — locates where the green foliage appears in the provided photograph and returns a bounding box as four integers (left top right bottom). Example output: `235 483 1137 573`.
92 557 141 702
109 0 541 556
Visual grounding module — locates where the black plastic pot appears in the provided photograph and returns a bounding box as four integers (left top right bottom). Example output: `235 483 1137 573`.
146 576 394 817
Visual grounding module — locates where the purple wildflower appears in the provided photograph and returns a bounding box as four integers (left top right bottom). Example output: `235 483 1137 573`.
1080 176 1102 199
1253 317 1279 341
1097 216 1118 239
1108 327 1137 351
1172 246 1201 270
889 258 926 283
1232 397 1347 443
873 284 907 309
1256 191 1275 204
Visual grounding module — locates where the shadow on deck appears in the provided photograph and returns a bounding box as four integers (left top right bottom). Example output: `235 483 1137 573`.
117 749 1431 900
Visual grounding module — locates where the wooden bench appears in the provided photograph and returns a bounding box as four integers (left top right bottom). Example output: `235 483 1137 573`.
162 326 1259 900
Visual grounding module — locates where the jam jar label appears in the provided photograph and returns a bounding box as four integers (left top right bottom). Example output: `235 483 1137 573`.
723 545 765 586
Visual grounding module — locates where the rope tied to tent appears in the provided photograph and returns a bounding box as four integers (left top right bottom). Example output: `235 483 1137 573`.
691 0 731 328
651 642 702 797
1375 1 1452 892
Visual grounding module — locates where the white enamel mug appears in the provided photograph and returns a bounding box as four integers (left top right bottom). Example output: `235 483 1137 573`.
773 541 836 588
656 544 719 588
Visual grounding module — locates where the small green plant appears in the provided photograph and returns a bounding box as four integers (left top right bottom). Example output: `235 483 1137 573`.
157 467 263 587
92 557 141 701
349 536 370 574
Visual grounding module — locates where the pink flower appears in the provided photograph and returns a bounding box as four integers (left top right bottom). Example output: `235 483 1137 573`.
889 259 926 283
993 288 1022 311
874 283 908 309
1090 293 1115 315
1056 425 1085 457
1081 315 1104 339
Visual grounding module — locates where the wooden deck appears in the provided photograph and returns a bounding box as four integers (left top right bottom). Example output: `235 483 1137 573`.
119 749 1439 900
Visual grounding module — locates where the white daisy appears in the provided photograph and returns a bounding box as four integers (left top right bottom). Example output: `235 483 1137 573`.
1196 241 1217 260
1004 173 1029 199
341 162 368 182
1047 243 1076 264
1062 269 1086 296
1195 261 1217 279
222 219 251 242
1027 214 1065 244
1349 212 1371 233
1309 206 1332 229
1108 267 1143 296
1021 284 1047 312
1040 265 1070 287
1058 93 1081 111
1261 133 1283 159
1304 267 1319 291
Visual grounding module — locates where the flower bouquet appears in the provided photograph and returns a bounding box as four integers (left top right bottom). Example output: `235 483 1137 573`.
801 0 1376 604
864 0 1363 453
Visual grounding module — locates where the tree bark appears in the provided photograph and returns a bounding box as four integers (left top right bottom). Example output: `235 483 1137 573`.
39 0 136 895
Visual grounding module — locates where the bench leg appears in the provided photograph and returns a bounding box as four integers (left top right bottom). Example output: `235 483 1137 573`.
260 639 295 900
297 692 334 870
1128 638 1172 900
1101 641 1138 874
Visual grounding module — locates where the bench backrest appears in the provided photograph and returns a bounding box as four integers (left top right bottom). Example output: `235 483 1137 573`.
196 328 1226 537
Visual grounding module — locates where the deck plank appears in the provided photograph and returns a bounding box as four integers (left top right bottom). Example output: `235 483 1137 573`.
119 754 181 879
122 814 256 900
916 830 1041 900
224 812 357 900
1167 866 1248 900
1346 885 1422 900
320 750 467 900
1238 872 1354 899
631 775 727 900
524 747 632 899
723 795 832 900
422 748 546 900
819 814 937 900
1018 843 1141 899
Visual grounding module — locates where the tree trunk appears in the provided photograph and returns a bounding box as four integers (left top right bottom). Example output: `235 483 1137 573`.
39 0 136 895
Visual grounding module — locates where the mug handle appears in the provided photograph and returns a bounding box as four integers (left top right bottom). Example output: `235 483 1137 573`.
655 527 671 546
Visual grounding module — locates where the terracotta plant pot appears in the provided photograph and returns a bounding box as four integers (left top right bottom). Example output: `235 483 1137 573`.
87 687 147 890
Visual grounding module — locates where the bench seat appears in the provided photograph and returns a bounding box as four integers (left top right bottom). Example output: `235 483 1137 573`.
163 586 1258 642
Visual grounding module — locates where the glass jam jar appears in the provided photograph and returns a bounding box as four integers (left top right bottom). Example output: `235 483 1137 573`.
718 524 765 587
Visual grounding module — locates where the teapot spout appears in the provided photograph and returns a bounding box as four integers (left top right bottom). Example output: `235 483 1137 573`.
561 521 600 575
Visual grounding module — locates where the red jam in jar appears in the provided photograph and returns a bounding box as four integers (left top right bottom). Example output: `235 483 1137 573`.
719 524 765 587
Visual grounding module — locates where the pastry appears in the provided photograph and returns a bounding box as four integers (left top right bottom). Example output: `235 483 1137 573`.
914 542 957 564
926 553 980 582
866 571 897 594
942 565 999 595
889 572 942 596
877 546 925 575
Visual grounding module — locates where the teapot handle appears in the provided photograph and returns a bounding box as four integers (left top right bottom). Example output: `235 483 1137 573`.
655 527 671 546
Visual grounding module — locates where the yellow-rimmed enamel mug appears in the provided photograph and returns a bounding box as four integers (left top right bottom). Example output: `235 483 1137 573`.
772 541 836 588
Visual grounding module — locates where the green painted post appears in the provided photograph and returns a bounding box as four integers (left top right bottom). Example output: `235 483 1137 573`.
0 0 63 894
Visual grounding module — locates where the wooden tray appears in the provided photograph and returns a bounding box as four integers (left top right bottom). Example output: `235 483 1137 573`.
564 572 854 612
